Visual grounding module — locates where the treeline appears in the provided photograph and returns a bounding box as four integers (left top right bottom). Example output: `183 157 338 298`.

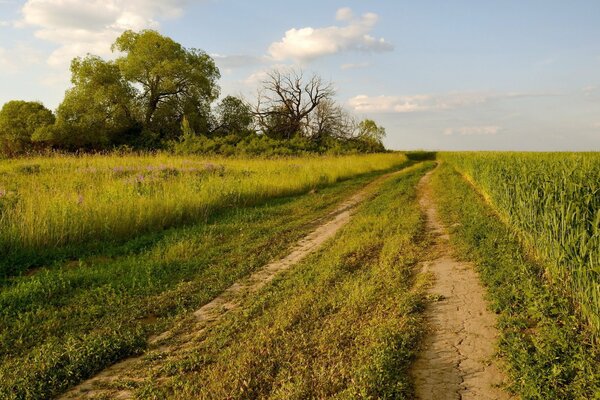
0 30 387 157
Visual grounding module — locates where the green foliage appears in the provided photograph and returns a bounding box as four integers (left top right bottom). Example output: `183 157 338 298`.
112 29 220 140
0 100 55 155
36 55 138 150
431 162 600 399
213 95 254 136
1 31 389 155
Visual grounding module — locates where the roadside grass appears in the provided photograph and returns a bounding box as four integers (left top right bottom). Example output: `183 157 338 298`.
0 153 407 278
430 163 600 399
0 167 410 400
125 162 435 399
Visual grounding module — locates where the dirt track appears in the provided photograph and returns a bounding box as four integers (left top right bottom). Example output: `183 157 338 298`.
60 167 410 399
411 170 512 400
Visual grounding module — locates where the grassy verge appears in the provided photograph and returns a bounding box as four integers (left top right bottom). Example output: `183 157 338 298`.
430 163 600 399
0 167 409 400
119 162 435 399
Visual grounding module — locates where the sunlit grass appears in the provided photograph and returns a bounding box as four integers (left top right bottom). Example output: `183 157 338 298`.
0 167 404 400
0 152 407 277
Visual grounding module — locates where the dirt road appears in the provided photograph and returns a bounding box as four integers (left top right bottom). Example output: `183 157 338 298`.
411 170 512 400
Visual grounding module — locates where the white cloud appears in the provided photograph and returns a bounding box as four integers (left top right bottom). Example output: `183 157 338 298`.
347 91 556 113
592 122 600 129
583 85 599 96
212 54 265 70
268 8 393 62
16 0 188 68
335 7 353 21
0 43 44 73
443 126 501 136
340 62 370 70
348 92 492 113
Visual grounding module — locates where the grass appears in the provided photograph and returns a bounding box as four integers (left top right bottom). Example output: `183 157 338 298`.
114 161 435 399
441 152 600 336
430 162 600 399
0 152 408 277
0 163 412 400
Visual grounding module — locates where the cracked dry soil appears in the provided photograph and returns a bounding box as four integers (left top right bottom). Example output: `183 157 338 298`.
411 170 513 400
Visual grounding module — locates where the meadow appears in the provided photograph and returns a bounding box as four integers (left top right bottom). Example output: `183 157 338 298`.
0 153 412 399
68 161 435 399
0 153 406 277
1 151 598 399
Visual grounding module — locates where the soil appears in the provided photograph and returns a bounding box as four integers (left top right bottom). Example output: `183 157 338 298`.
411 169 513 400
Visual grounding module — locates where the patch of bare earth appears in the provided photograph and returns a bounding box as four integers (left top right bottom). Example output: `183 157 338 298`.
411 170 514 400
59 166 414 399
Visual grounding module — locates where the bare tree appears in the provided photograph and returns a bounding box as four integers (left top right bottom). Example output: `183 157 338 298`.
254 69 335 140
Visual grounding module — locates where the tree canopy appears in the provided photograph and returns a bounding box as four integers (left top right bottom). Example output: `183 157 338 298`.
0 31 388 156
0 101 55 155
112 30 220 140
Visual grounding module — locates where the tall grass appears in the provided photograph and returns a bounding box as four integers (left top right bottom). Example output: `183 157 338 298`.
442 152 600 337
0 153 407 277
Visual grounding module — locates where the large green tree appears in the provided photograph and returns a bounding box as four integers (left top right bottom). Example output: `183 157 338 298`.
0 100 55 155
34 55 137 150
112 29 220 140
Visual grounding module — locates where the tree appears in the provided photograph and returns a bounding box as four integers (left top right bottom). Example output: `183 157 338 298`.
34 55 138 150
212 96 254 136
307 99 354 143
255 69 334 140
353 119 386 152
0 100 55 155
112 29 220 139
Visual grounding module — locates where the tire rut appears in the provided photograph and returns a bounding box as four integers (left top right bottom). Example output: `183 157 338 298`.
59 165 416 399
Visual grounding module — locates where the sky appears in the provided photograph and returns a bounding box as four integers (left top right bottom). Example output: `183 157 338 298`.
1 0 599 151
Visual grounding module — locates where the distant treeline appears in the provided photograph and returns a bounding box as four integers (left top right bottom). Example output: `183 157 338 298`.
0 30 387 157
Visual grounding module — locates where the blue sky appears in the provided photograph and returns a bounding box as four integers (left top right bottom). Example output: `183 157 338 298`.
1 0 599 150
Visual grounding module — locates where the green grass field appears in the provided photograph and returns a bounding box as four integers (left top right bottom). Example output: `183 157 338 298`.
0 153 406 278
1 152 598 400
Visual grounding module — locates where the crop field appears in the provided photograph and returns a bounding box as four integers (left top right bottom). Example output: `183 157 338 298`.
442 152 600 335
434 153 600 398
1 152 598 399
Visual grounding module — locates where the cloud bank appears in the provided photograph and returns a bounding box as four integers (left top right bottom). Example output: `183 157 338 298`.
347 92 493 113
18 0 188 67
347 91 554 113
443 126 501 136
268 8 393 62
